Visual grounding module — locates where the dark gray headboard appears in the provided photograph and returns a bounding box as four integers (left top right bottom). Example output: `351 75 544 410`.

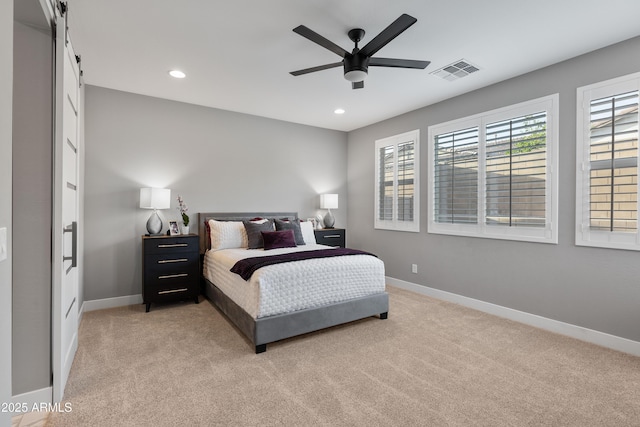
197 212 298 254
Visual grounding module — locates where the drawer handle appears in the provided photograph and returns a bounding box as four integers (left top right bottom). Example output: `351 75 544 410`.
324 235 341 238
158 258 188 264
158 243 188 248
158 273 188 279
158 288 188 295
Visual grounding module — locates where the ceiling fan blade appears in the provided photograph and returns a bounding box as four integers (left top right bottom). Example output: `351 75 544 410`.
352 81 364 89
290 62 343 76
359 14 417 58
293 25 349 58
369 58 430 69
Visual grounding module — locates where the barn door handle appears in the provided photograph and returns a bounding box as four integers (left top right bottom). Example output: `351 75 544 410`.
63 221 77 268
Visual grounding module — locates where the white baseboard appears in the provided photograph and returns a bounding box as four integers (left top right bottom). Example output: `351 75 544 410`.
387 277 640 357
82 294 142 312
12 386 52 414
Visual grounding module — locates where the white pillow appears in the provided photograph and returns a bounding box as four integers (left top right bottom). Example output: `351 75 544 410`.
300 221 316 244
208 220 247 250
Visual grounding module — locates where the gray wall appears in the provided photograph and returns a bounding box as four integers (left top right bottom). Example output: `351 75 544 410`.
347 36 640 342
83 86 347 301
1 3 14 426
12 20 52 396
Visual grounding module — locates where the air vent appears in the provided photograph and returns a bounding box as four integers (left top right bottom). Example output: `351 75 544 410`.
431 59 480 81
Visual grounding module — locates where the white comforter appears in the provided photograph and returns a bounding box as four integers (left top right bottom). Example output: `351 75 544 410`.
203 244 385 319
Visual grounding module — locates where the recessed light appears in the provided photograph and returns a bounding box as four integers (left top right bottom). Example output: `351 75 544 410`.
169 70 186 79
334 108 345 115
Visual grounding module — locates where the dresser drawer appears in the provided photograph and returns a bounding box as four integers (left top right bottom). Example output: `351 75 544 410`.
314 228 346 248
143 235 198 254
147 281 197 302
145 251 198 269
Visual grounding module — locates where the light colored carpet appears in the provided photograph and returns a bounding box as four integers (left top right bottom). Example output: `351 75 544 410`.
47 286 640 426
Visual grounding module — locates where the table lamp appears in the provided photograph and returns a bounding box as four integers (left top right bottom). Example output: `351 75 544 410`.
320 193 338 228
140 188 171 235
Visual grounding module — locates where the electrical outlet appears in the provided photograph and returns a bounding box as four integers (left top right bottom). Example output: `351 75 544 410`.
411 263 417 274
0 227 6 262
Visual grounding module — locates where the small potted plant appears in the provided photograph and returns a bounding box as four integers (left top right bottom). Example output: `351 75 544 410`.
177 195 189 234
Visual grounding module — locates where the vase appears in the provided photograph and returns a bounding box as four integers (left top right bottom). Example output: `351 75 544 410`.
181 225 190 235
146 210 162 235
323 209 335 228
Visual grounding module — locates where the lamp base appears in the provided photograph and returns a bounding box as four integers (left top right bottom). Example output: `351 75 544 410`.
323 210 335 229
146 210 163 235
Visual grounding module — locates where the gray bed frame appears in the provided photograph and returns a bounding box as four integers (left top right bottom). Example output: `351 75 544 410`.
198 212 389 353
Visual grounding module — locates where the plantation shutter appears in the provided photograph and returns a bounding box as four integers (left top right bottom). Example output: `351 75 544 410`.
485 112 547 227
378 145 394 221
397 141 415 221
434 127 479 224
588 90 639 232
375 130 420 232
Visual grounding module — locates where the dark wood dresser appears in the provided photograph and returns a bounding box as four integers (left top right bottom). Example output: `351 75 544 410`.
142 234 199 312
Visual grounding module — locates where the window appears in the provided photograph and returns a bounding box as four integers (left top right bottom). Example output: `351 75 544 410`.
576 73 640 250
374 130 419 232
428 95 558 243
433 126 479 225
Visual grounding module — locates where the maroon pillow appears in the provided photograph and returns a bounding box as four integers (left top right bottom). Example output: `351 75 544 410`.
261 229 297 250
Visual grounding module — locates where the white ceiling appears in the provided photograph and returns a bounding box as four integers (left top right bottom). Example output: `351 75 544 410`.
65 0 640 132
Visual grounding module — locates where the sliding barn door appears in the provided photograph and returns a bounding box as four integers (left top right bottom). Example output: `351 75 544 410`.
52 9 81 403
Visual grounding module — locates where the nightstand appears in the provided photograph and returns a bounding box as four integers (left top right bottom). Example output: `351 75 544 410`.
142 234 200 312
314 228 346 248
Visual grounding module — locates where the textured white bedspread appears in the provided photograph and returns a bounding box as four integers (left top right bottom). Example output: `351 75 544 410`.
203 244 385 319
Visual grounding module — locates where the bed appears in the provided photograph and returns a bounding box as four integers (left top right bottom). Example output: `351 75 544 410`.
198 212 388 353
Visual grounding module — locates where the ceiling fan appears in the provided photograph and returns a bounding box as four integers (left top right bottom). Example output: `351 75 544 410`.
290 14 430 89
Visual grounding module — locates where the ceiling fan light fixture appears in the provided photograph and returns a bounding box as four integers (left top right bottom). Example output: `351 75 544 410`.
344 69 367 82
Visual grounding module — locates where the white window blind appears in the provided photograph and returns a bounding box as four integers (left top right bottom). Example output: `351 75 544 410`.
485 112 547 228
577 73 640 250
434 127 479 224
428 94 558 243
375 130 420 232
397 141 416 222
378 144 394 221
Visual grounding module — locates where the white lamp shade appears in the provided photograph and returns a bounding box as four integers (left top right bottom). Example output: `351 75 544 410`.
344 69 367 82
320 193 338 210
139 188 171 209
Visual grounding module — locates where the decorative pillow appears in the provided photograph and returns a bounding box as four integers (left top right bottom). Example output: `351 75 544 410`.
208 220 247 250
261 229 297 250
275 218 305 245
300 221 316 244
243 219 275 249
